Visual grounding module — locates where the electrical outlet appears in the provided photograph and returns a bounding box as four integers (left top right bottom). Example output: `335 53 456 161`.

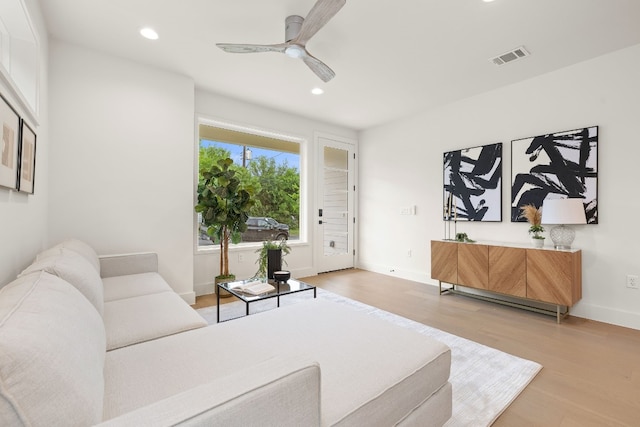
238 253 244 263
626 275 639 289
400 206 416 215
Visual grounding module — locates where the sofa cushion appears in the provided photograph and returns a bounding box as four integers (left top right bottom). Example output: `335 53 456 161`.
103 291 207 350
20 248 104 316
103 272 172 302
99 253 158 278
0 272 106 427
396 382 451 427
103 299 450 425
97 357 321 427
37 238 101 273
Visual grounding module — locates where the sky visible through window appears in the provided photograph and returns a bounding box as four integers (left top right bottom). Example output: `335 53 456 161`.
201 140 299 170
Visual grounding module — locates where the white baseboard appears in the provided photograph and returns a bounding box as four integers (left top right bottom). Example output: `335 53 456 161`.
179 291 196 305
195 282 216 297
356 261 430 285
293 267 316 279
572 302 640 330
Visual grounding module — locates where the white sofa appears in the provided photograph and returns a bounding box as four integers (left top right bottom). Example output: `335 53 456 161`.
0 239 452 426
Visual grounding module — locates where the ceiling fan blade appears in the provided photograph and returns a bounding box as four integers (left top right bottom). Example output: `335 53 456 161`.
302 51 336 82
216 43 287 54
294 0 346 46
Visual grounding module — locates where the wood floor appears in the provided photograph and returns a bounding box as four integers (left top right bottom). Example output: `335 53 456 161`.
193 269 640 426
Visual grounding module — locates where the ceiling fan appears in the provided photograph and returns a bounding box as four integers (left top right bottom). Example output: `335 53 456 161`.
216 0 346 82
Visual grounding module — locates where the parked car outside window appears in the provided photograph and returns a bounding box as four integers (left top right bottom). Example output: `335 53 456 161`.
242 217 289 242
199 216 289 246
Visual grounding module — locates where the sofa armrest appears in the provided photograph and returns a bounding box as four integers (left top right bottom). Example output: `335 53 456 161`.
99 253 158 278
97 357 321 427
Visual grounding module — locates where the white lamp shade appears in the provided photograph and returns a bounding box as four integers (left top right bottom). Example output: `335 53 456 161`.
541 198 587 225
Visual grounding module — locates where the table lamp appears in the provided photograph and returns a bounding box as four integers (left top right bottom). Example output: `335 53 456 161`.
541 198 587 249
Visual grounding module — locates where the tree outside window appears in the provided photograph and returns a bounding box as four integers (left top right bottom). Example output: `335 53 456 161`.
197 137 300 247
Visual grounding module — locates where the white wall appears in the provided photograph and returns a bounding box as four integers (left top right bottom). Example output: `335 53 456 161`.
48 41 197 301
0 0 48 286
358 43 640 330
194 91 357 295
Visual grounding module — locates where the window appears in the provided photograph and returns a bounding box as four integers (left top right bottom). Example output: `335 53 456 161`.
197 123 301 248
0 0 39 117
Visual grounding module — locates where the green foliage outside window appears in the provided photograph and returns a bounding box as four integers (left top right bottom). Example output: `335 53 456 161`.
198 142 300 244
246 156 300 230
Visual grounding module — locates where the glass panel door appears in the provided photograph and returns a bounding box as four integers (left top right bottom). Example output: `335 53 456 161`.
317 137 354 273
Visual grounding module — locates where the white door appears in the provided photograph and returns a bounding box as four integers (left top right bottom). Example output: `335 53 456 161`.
316 136 355 273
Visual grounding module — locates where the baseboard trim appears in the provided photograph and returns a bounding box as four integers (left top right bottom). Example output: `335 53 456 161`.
179 291 196 305
572 303 640 330
356 262 429 284
194 282 216 297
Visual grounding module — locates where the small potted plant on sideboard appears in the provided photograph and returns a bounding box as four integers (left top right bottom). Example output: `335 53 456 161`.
520 204 545 248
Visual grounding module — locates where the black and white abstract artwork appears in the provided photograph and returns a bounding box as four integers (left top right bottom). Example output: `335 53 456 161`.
443 142 502 222
511 126 598 223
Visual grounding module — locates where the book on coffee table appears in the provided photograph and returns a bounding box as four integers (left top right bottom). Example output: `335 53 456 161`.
236 281 275 295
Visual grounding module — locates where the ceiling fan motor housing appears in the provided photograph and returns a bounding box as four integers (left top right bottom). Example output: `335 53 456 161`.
285 15 304 41
216 0 345 82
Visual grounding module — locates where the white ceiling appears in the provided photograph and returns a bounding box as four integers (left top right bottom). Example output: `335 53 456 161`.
39 0 640 130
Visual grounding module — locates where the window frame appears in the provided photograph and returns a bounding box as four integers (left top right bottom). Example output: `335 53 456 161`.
195 117 307 253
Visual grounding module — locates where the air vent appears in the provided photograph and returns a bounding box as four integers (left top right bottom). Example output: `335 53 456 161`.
490 46 530 66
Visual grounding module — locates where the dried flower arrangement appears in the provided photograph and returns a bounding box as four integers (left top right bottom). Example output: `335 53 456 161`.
519 204 545 239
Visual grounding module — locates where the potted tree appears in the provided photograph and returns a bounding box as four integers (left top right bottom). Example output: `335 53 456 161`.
519 204 545 248
195 158 255 296
255 238 291 280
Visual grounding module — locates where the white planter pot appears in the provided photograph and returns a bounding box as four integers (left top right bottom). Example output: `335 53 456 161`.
531 238 545 248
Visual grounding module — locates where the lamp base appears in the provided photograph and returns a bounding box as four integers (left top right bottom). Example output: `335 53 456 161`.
549 224 575 250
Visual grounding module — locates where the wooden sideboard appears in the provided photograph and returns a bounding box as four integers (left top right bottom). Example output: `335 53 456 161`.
431 240 582 322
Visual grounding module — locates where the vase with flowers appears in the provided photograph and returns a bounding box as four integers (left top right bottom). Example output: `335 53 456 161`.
519 204 545 248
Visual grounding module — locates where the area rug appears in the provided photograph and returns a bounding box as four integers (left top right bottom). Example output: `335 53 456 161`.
197 289 542 426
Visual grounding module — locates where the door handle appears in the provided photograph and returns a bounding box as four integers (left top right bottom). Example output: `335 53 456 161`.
319 220 323 225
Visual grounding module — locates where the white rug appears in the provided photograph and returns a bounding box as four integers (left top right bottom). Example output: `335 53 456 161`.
197 289 542 426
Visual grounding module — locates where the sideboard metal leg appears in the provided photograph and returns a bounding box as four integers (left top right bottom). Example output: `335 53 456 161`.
556 305 570 323
439 281 456 295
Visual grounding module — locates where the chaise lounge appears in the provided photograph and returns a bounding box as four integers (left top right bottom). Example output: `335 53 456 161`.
0 239 452 426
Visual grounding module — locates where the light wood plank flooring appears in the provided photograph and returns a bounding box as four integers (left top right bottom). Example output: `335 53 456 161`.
193 269 640 426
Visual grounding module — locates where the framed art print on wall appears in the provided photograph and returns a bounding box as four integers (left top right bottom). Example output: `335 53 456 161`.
0 93 21 191
511 126 598 224
18 120 36 194
443 142 502 222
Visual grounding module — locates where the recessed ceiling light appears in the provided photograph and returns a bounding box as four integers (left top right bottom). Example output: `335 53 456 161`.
140 27 159 40
311 88 324 95
483 0 496 2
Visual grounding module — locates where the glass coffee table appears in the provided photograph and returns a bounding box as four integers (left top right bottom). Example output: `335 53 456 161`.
216 278 316 323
